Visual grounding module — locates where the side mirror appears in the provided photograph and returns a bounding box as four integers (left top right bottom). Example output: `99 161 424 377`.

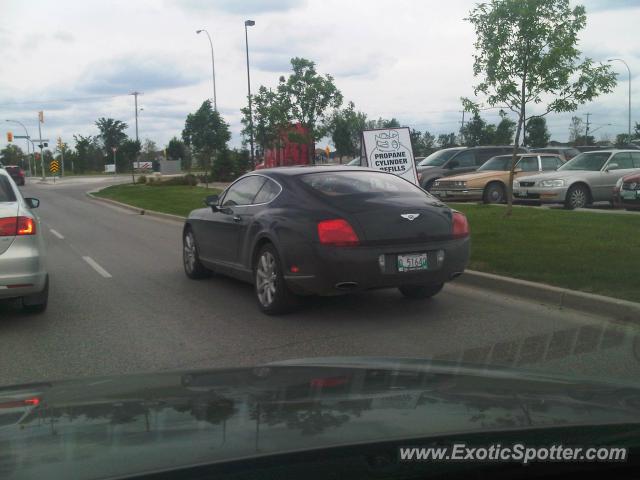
204 195 219 211
448 160 459 169
605 163 618 172
25 197 40 209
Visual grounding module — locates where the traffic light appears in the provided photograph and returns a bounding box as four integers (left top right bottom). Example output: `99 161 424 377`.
6 132 13 142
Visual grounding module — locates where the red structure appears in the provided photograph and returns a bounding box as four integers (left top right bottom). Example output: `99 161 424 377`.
255 123 313 169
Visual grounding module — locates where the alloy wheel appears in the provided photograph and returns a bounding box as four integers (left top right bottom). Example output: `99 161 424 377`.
569 187 587 209
183 232 196 274
256 251 278 307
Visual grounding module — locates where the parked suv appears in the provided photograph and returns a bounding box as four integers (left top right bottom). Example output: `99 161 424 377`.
529 147 580 162
416 146 527 190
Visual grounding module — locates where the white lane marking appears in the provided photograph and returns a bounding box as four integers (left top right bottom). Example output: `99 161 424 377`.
82 256 112 278
87 379 112 386
49 229 65 239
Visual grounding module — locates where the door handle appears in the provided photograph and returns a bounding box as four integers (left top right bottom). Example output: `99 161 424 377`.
232 215 241 222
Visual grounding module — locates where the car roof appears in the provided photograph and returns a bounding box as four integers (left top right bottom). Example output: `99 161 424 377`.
255 166 383 177
492 153 557 158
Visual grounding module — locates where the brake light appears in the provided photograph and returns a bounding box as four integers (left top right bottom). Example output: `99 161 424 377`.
317 219 359 246
452 211 469 238
0 217 36 236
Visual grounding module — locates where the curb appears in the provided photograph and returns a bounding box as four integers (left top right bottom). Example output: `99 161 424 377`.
86 187 640 321
456 270 640 322
86 191 186 223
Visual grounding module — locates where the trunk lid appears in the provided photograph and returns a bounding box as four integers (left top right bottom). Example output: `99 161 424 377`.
338 194 453 245
0 202 19 255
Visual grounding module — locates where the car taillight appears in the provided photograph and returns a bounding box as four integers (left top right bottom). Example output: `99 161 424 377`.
452 211 469 239
317 219 359 246
0 217 36 236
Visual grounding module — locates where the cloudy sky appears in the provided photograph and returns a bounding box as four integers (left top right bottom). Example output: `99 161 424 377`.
1 0 639 153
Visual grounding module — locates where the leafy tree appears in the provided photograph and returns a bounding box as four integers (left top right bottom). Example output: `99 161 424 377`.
95 118 128 157
524 117 550 147
74 134 103 173
410 129 437 156
211 148 235 182
493 111 516 144
141 139 158 162
0 144 25 166
614 133 635 148
461 112 492 146
365 117 401 129
280 57 343 161
241 84 290 159
182 100 231 178
167 137 190 170
119 139 141 173
326 101 368 158
575 134 595 146
437 133 458 148
231 149 251 179
465 0 617 214
568 116 584 143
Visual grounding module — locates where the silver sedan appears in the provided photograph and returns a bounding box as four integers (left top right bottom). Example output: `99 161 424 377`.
0 169 48 312
513 150 640 209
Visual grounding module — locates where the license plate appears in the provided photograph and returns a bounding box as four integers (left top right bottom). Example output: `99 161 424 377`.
622 190 639 200
397 253 428 272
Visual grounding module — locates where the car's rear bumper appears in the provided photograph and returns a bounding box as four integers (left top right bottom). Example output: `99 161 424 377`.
0 237 47 300
430 188 483 202
283 238 470 296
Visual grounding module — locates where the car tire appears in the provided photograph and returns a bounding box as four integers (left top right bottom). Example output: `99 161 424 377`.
22 275 49 314
564 184 589 210
399 283 444 299
483 182 506 204
254 243 298 315
183 228 211 279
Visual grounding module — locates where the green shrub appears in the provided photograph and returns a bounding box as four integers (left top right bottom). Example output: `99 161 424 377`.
136 175 147 184
148 174 198 187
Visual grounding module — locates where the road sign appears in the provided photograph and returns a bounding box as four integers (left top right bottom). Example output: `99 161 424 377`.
361 127 419 185
50 160 60 175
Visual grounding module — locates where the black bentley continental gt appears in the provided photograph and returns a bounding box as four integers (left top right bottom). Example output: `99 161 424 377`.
183 167 470 314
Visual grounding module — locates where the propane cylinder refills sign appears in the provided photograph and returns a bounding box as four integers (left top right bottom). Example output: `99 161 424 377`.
361 127 418 184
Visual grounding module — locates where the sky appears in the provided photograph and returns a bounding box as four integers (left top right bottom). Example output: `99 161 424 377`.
1 0 639 154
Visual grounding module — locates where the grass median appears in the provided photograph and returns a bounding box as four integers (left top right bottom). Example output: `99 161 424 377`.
94 184 221 217
452 204 640 302
93 185 639 302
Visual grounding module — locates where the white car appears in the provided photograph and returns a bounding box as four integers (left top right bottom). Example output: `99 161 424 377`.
0 169 48 312
513 150 640 209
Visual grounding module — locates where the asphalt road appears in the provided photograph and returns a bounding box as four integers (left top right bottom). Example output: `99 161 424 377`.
1 177 639 387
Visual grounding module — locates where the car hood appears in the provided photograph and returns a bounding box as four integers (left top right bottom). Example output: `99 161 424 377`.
2 358 640 479
438 171 506 183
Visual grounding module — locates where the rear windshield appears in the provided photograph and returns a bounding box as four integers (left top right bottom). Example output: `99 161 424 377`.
558 152 610 171
0 176 17 202
5 166 19 173
418 149 461 167
299 171 426 198
477 156 515 171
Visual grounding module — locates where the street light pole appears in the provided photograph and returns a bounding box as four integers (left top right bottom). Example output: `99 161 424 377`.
196 29 217 111
608 58 632 140
244 20 256 166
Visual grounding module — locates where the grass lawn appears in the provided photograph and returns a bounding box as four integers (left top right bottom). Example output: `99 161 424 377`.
94 184 221 217
452 204 640 302
93 185 639 302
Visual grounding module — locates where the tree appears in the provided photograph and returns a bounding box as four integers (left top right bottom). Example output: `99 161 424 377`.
493 111 516 144
0 144 25 166
211 148 235 181
279 57 343 162
119 139 141 174
615 133 633 148
166 137 189 170
95 118 128 157
141 139 157 162
230 149 251 179
74 134 103 173
465 0 617 214
182 100 231 178
325 102 368 159
365 117 401 129
241 84 290 159
568 116 584 143
437 133 458 148
410 129 437 156
461 112 492 146
524 117 550 147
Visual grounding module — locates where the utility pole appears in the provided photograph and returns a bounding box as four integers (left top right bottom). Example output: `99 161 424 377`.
584 113 591 145
459 110 466 144
37 111 45 180
244 20 256 166
130 92 142 183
